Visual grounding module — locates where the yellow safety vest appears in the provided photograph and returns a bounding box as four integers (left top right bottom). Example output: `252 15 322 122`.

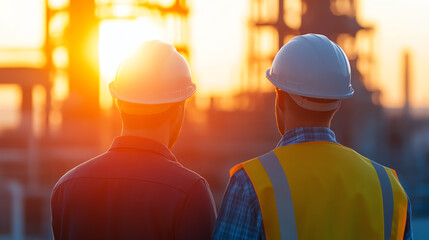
230 141 408 240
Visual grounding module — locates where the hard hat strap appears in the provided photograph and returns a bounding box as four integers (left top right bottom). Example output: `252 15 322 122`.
288 93 340 111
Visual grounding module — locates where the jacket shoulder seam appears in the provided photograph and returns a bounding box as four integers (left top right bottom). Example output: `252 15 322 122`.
53 176 195 195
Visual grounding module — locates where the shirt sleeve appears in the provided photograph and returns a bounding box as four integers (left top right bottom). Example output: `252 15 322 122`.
174 178 217 240
212 169 265 240
403 195 413 240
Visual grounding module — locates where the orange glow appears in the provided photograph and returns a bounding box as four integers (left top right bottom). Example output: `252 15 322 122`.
0 85 21 132
258 28 278 57
49 12 69 43
52 71 69 101
48 0 69 10
158 0 176 7
0 0 45 67
0 50 45 68
32 85 46 137
98 17 164 110
191 0 247 101
111 5 134 18
52 46 69 69
1 0 429 111
358 0 429 108
284 0 301 29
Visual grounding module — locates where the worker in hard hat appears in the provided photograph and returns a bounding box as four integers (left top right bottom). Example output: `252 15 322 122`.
212 34 412 240
51 40 216 239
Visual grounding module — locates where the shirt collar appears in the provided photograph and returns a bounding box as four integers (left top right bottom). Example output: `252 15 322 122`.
109 136 177 162
277 127 337 148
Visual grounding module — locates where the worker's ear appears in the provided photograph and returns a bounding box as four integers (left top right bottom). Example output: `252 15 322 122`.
335 100 341 112
168 102 185 149
330 100 342 120
277 92 285 110
275 90 286 135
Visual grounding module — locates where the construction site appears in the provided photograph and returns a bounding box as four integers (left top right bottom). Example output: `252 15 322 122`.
0 0 428 239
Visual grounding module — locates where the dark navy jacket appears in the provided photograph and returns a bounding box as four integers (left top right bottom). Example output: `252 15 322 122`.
51 136 217 240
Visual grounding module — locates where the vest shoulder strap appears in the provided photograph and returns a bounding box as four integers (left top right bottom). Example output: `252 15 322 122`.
371 160 394 240
258 151 298 240
229 162 244 178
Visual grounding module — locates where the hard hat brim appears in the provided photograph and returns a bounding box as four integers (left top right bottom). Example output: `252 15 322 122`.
266 69 354 99
109 81 196 105
288 93 340 111
116 99 178 115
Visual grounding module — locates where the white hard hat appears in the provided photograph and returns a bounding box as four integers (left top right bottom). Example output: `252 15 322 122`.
109 40 196 110
266 34 353 110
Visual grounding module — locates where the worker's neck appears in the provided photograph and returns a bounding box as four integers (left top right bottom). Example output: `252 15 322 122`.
121 126 170 148
283 118 331 133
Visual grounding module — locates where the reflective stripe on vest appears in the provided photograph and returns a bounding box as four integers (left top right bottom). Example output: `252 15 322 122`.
371 160 394 240
254 151 395 240
259 151 298 240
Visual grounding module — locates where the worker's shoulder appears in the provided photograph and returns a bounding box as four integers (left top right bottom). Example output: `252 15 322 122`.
277 141 374 163
169 164 208 192
277 141 363 156
229 142 390 176
52 151 206 195
52 152 109 191
301 142 403 181
229 157 258 178
229 141 348 177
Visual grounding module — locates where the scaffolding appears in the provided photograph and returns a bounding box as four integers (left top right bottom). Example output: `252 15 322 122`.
0 0 191 238
245 0 374 93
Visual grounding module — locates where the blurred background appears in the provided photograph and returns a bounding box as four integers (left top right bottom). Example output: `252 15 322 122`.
0 0 428 239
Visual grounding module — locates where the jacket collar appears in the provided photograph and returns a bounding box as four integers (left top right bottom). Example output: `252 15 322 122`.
277 127 337 147
109 136 177 162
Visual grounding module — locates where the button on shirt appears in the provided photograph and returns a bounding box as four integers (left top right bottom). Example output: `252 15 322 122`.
51 136 217 240
212 127 413 240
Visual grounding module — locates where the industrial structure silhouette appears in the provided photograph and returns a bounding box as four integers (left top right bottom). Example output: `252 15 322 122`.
0 0 428 239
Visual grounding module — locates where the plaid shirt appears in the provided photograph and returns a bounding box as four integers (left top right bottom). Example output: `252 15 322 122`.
212 127 413 240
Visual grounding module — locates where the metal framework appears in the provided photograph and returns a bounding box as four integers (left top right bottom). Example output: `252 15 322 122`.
95 0 190 57
0 0 192 238
245 0 374 92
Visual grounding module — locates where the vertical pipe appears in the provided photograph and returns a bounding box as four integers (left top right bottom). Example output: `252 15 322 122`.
403 51 410 116
68 0 99 117
9 181 24 240
44 0 51 134
278 0 285 50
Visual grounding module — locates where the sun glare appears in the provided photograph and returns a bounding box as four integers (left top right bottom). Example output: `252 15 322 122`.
98 17 164 110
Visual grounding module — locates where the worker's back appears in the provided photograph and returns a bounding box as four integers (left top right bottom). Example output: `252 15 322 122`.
51 136 216 240
231 141 408 239
213 34 412 239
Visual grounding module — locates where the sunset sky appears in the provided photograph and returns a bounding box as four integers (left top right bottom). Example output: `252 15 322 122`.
0 0 428 111
358 0 429 109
